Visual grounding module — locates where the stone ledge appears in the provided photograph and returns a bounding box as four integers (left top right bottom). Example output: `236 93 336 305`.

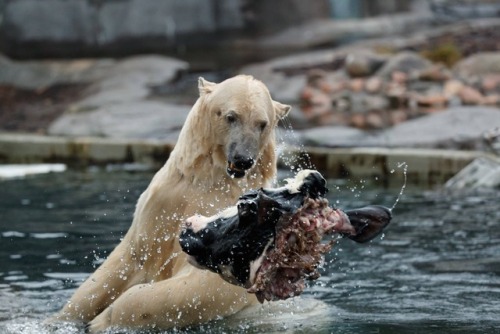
285 146 494 187
0 133 174 167
0 133 493 187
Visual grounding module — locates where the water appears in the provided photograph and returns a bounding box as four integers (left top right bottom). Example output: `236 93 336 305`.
1 169 500 333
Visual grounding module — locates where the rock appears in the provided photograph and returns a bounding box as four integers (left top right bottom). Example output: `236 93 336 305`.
365 111 386 129
42 55 189 140
296 107 500 150
443 80 464 98
364 77 383 93
108 56 188 86
0 55 115 90
483 94 500 106
481 74 500 92
297 126 371 147
484 127 500 155
239 49 340 104
344 51 386 77
348 79 365 92
301 89 332 122
416 94 448 108
417 65 451 82
375 52 432 79
48 101 190 140
349 113 366 129
454 52 500 77
380 107 500 150
72 84 150 111
445 156 500 189
306 69 328 86
458 86 484 105
386 85 408 109
391 71 408 84
389 109 408 125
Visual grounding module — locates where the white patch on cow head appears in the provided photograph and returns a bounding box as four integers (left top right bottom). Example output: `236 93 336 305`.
284 169 317 194
219 206 238 219
248 238 274 287
184 214 214 233
185 206 238 233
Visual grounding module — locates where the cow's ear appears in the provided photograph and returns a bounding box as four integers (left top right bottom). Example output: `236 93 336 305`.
198 77 216 96
237 200 258 226
273 101 291 120
256 191 282 225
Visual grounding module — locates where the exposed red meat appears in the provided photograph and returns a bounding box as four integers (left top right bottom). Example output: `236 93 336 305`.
247 197 356 303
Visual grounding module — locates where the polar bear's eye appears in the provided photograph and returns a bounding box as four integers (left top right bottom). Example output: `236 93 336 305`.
259 121 268 132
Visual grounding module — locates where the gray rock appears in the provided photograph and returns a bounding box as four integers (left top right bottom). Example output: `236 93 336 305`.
39 55 190 140
375 51 432 78
295 107 500 150
240 62 306 104
48 101 190 140
345 51 386 77
453 52 500 77
445 156 500 189
0 55 115 90
297 126 373 147
0 54 187 91
379 107 500 150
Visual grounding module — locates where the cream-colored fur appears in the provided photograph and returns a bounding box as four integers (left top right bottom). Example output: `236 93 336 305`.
49 75 290 332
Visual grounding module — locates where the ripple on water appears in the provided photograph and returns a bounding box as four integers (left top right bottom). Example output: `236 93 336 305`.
1 170 500 333
30 233 68 239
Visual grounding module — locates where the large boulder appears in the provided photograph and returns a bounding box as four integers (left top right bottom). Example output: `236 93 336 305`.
43 55 189 140
48 101 189 140
379 107 500 150
454 52 500 77
445 157 500 189
375 51 432 79
296 126 373 147
0 55 115 90
297 107 500 150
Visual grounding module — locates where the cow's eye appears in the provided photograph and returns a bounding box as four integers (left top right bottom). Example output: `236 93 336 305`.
259 121 267 132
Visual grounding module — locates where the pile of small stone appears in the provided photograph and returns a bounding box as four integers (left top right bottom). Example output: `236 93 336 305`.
300 51 500 129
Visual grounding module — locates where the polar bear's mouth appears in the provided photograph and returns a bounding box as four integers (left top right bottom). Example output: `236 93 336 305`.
227 162 247 178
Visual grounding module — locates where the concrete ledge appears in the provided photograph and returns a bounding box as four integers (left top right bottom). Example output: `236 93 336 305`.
0 133 493 187
286 146 494 187
0 133 174 167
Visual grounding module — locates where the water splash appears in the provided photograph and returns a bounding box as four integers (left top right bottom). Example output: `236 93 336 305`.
278 117 315 174
390 161 408 211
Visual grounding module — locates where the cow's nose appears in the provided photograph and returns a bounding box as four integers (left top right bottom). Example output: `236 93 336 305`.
233 155 255 170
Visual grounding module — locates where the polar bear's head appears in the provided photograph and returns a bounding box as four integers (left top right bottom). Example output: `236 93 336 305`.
198 75 290 179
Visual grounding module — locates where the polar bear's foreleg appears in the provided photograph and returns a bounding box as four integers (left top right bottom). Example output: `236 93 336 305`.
87 266 255 333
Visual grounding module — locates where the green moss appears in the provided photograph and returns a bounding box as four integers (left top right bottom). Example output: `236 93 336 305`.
422 42 462 67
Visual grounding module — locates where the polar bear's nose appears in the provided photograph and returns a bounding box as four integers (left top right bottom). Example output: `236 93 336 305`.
233 155 254 170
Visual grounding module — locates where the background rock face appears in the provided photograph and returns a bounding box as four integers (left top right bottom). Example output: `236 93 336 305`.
1 55 190 140
297 107 500 151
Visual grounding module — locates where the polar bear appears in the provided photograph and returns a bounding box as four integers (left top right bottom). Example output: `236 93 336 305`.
49 75 291 332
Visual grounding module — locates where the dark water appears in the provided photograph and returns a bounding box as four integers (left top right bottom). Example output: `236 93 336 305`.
1 169 499 333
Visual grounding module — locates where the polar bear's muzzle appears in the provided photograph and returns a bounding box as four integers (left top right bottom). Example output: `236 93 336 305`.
227 158 254 178
225 132 259 178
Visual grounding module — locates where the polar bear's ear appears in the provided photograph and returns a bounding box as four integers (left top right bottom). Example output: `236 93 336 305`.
198 77 217 96
273 101 291 119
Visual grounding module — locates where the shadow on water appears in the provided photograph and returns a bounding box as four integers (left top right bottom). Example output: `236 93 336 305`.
1 168 500 333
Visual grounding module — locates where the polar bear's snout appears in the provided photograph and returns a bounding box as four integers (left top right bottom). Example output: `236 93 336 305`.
226 138 258 178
